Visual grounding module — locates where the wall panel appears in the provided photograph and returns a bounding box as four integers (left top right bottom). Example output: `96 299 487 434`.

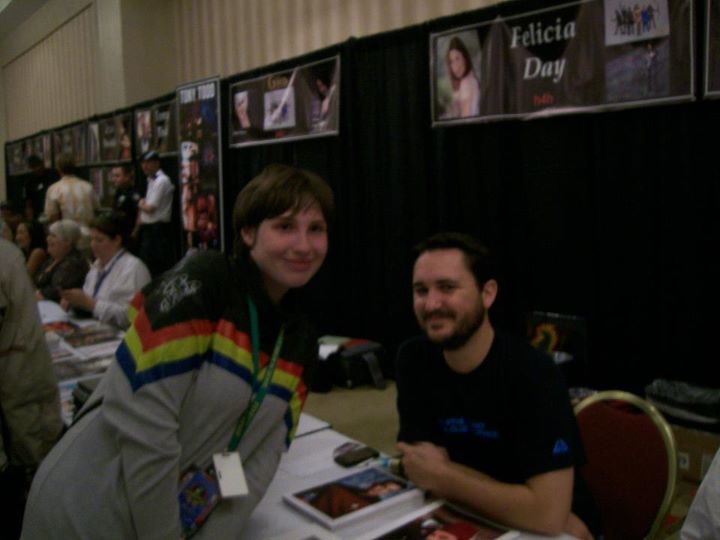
2 4 97 140
173 0 501 83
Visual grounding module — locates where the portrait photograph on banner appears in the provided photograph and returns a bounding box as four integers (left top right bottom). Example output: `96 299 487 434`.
154 100 177 155
177 78 223 254
433 30 483 121
431 0 692 125
229 56 340 147
135 108 154 156
71 123 87 165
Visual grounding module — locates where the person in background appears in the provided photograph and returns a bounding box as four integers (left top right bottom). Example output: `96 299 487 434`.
395 232 597 539
60 212 151 329
33 219 88 303
110 164 142 251
14 220 47 277
1 238 64 540
25 155 58 221
137 150 176 276
22 164 333 539
445 36 480 118
0 200 25 239
43 153 98 226
680 448 720 539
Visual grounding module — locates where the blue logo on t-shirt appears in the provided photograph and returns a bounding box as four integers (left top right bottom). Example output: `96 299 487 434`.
553 438 569 455
441 418 499 439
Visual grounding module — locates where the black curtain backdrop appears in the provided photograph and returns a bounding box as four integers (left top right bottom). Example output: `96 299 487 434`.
220 0 717 394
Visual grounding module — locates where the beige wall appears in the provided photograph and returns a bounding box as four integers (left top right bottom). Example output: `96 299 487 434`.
1 0 503 200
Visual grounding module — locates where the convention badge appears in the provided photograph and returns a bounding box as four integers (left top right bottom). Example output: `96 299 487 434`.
212 451 249 498
178 467 220 538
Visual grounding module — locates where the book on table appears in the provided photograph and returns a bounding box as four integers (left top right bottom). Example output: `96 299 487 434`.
357 499 517 540
283 466 421 530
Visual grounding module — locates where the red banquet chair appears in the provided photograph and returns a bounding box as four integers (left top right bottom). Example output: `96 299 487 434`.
574 390 677 540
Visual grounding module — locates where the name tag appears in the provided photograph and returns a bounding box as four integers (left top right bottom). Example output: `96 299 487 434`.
213 452 248 498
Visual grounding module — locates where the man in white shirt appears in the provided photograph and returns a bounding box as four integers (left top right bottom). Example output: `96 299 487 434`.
137 150 176 276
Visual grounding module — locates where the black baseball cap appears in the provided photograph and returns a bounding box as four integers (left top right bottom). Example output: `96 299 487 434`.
141 150 160 161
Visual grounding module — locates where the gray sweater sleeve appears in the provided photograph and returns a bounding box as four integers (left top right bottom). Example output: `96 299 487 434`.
101 361 192 540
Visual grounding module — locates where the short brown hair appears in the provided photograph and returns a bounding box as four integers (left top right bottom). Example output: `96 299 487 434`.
232 164 334 256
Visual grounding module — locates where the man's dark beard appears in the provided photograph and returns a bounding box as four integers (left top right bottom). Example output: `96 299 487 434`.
424 304 486 351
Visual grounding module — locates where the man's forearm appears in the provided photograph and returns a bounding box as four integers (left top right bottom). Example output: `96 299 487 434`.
431 461 573 535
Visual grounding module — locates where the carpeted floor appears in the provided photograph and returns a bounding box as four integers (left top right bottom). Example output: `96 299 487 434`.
303 382 698 539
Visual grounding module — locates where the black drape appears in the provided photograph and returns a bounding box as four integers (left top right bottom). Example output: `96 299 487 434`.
221 2 717 393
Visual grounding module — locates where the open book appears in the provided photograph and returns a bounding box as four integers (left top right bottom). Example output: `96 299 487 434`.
283 467 421 530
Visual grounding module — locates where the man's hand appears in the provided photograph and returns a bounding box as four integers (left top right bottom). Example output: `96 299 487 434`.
396 441 449 492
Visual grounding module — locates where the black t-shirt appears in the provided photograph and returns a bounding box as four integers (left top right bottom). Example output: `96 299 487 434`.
113 186 141 230
396 332 599 531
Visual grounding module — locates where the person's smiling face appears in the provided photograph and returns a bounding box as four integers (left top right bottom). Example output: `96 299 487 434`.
242 203 328 303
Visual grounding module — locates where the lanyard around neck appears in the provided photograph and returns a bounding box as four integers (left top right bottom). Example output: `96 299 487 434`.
92 249 125 298
227 295 285 452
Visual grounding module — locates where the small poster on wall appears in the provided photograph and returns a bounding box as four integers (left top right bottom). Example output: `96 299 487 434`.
135 108 154 156
154 100 177 155
99 117 118 162
87 121 100 164
176 78 223 254
229 56 340 148
114 113 132 162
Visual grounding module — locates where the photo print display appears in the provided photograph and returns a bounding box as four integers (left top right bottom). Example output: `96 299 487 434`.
430 0 692 124
229 56 339 147
176 78 223 254
154 100 177 155
135 108 154 157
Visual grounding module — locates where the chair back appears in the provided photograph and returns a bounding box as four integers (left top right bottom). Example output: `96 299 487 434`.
574 390 677 540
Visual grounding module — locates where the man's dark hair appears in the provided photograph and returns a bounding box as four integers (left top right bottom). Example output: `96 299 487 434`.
232 164 334 257
27 154 44 169
55 153 77 176
413 232 496 287
90 211 128 245
112 163 133 176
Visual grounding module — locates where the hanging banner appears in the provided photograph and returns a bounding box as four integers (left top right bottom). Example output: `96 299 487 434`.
229 56 340 148
154 100 177 156
176 77 223 253
431 0 693 125
705 0 720 97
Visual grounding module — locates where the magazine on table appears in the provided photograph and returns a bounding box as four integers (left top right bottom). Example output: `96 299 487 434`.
266 524 342 540
283 466 421 529
357 500 518 540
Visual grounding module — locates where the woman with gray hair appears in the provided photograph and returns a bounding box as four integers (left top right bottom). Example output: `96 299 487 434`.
33 219 89 302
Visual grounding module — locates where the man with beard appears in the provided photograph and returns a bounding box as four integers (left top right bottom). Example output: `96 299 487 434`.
395 233 597 539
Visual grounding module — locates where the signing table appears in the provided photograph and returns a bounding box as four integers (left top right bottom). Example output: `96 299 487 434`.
243 420 577 540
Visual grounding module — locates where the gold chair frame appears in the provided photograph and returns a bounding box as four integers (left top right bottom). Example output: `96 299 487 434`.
574 390 678 540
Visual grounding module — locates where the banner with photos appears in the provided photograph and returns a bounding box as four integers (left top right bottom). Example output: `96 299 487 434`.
176 78 223 253
135 108 154 156
705 0 720 97
154 100 177 155
6 135 50 175
431 0 693 125
229 56 340 148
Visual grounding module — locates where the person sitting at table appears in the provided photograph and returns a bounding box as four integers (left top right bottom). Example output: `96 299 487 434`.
14 220 48 277
395 233 598 539
33 219 88 303
60 212 151 329
22 164 334 539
